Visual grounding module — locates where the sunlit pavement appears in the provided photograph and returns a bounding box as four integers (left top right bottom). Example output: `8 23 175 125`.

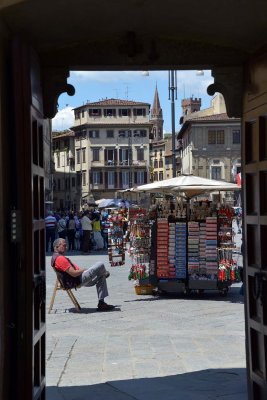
46 229 246 400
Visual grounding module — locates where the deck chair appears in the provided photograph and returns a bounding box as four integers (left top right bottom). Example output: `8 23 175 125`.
48 269 81 313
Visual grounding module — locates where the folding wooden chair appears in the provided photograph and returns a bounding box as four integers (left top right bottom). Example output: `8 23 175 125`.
48 272 81 313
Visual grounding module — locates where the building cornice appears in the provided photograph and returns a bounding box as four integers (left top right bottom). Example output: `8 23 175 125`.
71 122 153 130
177 116 241 138
73 98 150 110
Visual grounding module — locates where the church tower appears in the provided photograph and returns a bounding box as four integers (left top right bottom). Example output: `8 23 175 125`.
181 97 201 117
150 85 164 141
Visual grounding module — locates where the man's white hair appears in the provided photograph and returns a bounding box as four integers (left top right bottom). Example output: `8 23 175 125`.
53 238 64 250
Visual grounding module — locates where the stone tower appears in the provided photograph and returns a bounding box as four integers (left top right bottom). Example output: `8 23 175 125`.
181 97 201 117
150 85 164 141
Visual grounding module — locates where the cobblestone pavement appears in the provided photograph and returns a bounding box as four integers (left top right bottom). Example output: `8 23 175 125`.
46 228 247 400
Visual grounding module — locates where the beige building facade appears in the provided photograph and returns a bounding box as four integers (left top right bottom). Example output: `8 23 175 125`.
71 99 152 201
178 95 241 183
150 139 165 181
150 136 181 181
52 130 78 210
43 119 54 205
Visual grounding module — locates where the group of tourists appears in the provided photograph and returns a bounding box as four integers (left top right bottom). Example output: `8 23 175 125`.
45 209 110 253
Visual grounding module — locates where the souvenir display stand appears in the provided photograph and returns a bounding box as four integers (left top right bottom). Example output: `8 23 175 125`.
107 210 126 266
217 206 240 289
127 208 154 294
148 199 240 296
151 218 188 293
149 198 188 293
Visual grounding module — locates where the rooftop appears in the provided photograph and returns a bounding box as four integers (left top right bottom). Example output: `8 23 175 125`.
52 130 75 138
186 113 238 121
178 113 240 138
73 98 150 110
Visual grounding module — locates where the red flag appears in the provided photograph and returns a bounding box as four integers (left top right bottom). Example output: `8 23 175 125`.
236 172 241 187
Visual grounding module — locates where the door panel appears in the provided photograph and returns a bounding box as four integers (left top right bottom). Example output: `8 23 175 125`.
243 54 267 399
12 39 46 400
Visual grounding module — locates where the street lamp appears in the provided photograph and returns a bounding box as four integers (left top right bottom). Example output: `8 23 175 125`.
127 130 133 188
68 149 74 210
168 70 177 177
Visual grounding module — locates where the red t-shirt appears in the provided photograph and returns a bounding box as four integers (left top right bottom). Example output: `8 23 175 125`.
54 255 79 272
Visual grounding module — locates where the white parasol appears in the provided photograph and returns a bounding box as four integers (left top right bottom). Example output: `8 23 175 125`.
135 174 240 198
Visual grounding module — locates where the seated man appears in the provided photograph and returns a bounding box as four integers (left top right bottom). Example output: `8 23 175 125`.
51 238 114 311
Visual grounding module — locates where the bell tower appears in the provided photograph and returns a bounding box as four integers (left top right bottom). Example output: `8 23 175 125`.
150 85 164 141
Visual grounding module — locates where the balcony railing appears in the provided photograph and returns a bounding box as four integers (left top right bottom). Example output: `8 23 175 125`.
105 160 117 166
132 160 146 166
119 160 130 166
104 160 147 167
90 181 148 191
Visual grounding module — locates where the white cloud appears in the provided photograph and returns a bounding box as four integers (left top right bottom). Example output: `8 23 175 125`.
52 107 74 131
70 70 146 83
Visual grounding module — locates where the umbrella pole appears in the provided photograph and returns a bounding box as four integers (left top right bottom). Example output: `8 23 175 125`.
186 198 190 220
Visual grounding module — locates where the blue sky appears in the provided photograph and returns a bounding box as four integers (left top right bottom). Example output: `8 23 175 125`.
52 70 214 132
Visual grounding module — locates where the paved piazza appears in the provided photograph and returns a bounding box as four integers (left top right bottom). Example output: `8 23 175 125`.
46 230 247 399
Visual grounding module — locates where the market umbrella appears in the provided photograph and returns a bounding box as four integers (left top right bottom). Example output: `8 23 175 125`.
95 198 108 206
97 199 117 208
97 198 130 209
135 174 240 199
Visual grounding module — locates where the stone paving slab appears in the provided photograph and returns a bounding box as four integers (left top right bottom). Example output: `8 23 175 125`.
46 232 247 399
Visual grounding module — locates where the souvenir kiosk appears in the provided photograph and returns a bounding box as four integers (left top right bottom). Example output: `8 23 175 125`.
148 198 240 296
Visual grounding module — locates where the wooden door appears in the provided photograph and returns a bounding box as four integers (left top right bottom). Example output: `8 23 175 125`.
12 39 46 400
243 53 267 399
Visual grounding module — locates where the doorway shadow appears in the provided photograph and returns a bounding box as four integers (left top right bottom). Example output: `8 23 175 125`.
47 367 247 400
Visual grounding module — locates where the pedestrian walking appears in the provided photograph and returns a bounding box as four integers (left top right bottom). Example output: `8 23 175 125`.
57 213 67 239
101 215 110 249
66 213 76 251
74 213 82 250
92 212 104 250
45 211 57 252
80 210 93 253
